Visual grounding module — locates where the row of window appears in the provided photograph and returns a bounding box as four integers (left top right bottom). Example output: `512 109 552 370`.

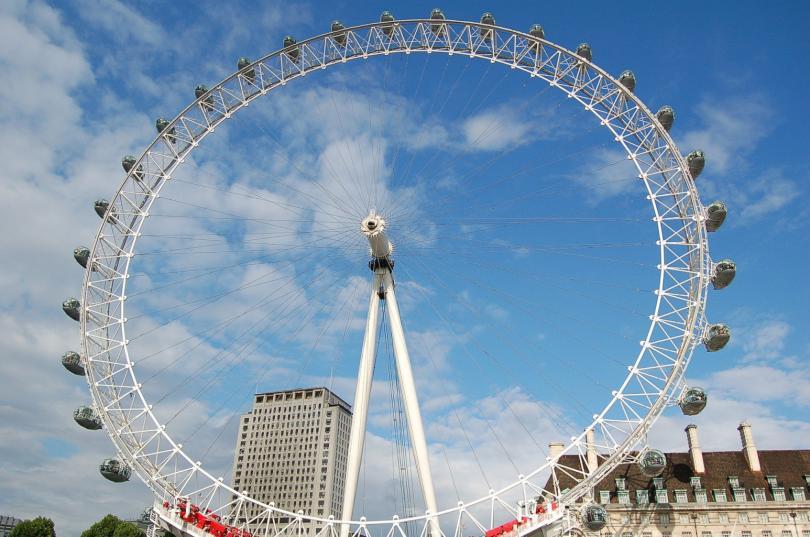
609 511 809 525
603 531 810 537
602 486 806 504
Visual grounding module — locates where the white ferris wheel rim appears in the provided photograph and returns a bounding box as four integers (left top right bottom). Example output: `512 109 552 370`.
80 17 712 531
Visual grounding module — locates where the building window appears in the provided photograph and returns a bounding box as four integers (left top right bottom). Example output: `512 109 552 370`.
621 514 630 524
759 512 769 523
722 533 731 537
766 475 778 487
695 489 707 503
691 476 702 488
679 514 690 524
741 533 751 537
782 532 793 537
618 491 630 505
682 533 693 537
636 490 650 504
656 489 669 503
599 490 610 504
675 489 688 503
729 476 740 488
653 477 664 489
734 488 747 502
701 532 712 537
779 512 789 523
738 512 749 523
773 487 786 501
616 477 626 490
753 488 767 502
791 487 806 500
762 532 773 537
713 489 727 502
699 513 709 524
659 513 670 525
719 513 729 524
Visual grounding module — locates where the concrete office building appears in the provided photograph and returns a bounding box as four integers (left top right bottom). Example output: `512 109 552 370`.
231 387 352 534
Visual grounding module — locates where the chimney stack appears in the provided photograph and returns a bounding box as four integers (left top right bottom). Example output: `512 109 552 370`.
738 421 761 472
548 442 565 460
685 424 705 474
586 428 598 474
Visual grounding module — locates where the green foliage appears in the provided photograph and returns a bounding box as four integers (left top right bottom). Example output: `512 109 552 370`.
112 522 144 537
80 515 143 537
9 517 56 537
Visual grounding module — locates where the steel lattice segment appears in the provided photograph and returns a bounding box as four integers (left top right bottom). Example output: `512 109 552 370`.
80 18 710 536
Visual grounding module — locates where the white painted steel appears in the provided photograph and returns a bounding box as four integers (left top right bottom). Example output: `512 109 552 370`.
77 17 717 537
382 270 440 537
340 271 383 537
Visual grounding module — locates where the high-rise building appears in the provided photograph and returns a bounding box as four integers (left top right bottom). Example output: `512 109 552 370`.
231 387 352 533
0 516 22 537
545 422 810 536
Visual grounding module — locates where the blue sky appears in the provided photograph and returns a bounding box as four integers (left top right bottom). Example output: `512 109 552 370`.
0 0 809 534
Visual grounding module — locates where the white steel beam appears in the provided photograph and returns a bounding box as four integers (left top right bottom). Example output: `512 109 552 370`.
340 270 384 537
382 270 440 537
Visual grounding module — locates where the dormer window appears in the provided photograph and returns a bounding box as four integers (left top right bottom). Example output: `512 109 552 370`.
695 489 707 503
752 488 766 502
653 477 664 489
766 475 778 488
636 490 650 504
804 474 810 487
616 477 626 490
674 489 688 503
690 476 702 488
733 488 746 502
599 490 611 504
728 476 740 488
713 489 727 502
772 487 786 501
791 487 806 501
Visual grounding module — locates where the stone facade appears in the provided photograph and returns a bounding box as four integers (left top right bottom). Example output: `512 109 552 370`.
549 423 810 536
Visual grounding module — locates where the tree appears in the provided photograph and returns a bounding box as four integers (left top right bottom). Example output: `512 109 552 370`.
111 522 144 537
81 514 121 537
9 517 56 537
80 515 145 537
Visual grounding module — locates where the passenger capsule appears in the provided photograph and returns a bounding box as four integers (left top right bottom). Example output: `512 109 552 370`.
195 85 214 111
121 155 144 181
686 150 705 179
283 36 300 61
529 24 545 40
331 20 347 46
711 259 736 290
155 117 175 142
74 406 103 430
121 155 136 173
61 351 85 376
656 105 675 132
679 386 707 416
705 201 727 232
100 458 131 483
94 199 110 219
62 298 81 321
576 43 592 62
380 11 396 37
237 57 256 84
638 448 666 477
430 8 446 35
704 323 731 352
73 246 90 268
479 12 495 40
582 504 608 531
619 70 636 92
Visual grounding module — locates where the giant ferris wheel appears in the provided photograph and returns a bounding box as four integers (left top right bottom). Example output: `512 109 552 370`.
62 10 736 537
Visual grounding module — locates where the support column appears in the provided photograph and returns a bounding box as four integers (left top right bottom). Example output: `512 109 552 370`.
382 271 441 537
340 271 384 537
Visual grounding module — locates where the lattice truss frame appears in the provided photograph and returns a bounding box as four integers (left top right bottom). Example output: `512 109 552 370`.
80 19 712 536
